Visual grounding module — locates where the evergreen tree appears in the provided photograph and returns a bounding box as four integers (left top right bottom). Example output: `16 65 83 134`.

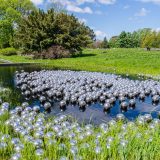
101 37 109 48
15 9 95 53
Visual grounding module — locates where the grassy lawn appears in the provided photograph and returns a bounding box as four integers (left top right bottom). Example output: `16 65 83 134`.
0 48 160 76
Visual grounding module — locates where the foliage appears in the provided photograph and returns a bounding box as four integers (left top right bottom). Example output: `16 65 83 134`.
0 47 17 56
142 31 160 49
0 87 11 99
114 31 139 48
109 36 119 48
136 28 152 47
15 9 95 56
117 31 131 48
0 87 21 106
0 0 36 48
101 37 109 48
109 28 160 49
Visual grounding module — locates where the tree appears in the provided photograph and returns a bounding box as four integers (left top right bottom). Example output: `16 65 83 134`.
142 31 159 50
131 31 140 48
15 9 95 54
109 36 119 48
108 28 153 48
136 28 152 48
156 32 160 48
0 0 36 48
101 37 109 48
116 31 133 48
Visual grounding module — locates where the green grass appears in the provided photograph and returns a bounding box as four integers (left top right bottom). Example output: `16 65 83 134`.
1 109 160 160
1 48 160 76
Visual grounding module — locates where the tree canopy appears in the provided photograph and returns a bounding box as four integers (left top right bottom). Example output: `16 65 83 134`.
0 0 36 48
15 9 95 53
106 28 160 49
101 37 109 48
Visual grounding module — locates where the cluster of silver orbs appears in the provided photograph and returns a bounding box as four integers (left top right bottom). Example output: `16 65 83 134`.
2 70 160 159
15 70 160 113
1 96 160 160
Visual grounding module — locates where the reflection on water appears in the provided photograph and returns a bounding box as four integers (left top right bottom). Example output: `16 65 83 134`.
47 96 160 125
0 65 43 106
0 65 43 88
0 64 160 125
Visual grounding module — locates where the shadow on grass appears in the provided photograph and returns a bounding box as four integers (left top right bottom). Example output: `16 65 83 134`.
71 53 96 58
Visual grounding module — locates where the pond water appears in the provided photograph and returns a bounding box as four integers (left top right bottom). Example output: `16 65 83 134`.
0 64 160 125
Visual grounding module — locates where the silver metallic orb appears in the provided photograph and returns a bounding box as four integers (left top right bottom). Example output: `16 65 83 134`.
35 149 44 156
129 99 136 107
144 114 152 123
116 113 125 121
120 140 128 147
10 153 21 160
95 146 101 154
33 139 43 148
104 103 111 112
14 144 24 153
33 105 40 112
21 102 29 109
44 102 51 110
0 142 7 149
152 95 159 103
120 101 128 111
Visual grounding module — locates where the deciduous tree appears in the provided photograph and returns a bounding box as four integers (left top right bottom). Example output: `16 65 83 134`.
0 0 36 48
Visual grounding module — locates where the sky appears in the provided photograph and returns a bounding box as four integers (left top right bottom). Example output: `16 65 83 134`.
31 0 160 40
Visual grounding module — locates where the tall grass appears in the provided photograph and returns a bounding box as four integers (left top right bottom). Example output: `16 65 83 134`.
1 108 160 160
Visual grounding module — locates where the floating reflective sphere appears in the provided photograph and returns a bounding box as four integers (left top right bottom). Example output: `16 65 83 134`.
33 105 40 112
15 70 160 119
120 101 128 110
129 99 136 107
44 102 51 110
152 95 159 103
104 103 111 112
139 93 145 100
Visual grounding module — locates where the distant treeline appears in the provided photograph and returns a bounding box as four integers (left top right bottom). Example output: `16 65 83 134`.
90 28 160 50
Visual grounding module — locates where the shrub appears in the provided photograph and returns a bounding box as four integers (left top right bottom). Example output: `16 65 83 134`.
33 45 71 59
0 48 17 56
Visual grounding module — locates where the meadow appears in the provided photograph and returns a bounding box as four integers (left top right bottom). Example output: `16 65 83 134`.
1 48 160 76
